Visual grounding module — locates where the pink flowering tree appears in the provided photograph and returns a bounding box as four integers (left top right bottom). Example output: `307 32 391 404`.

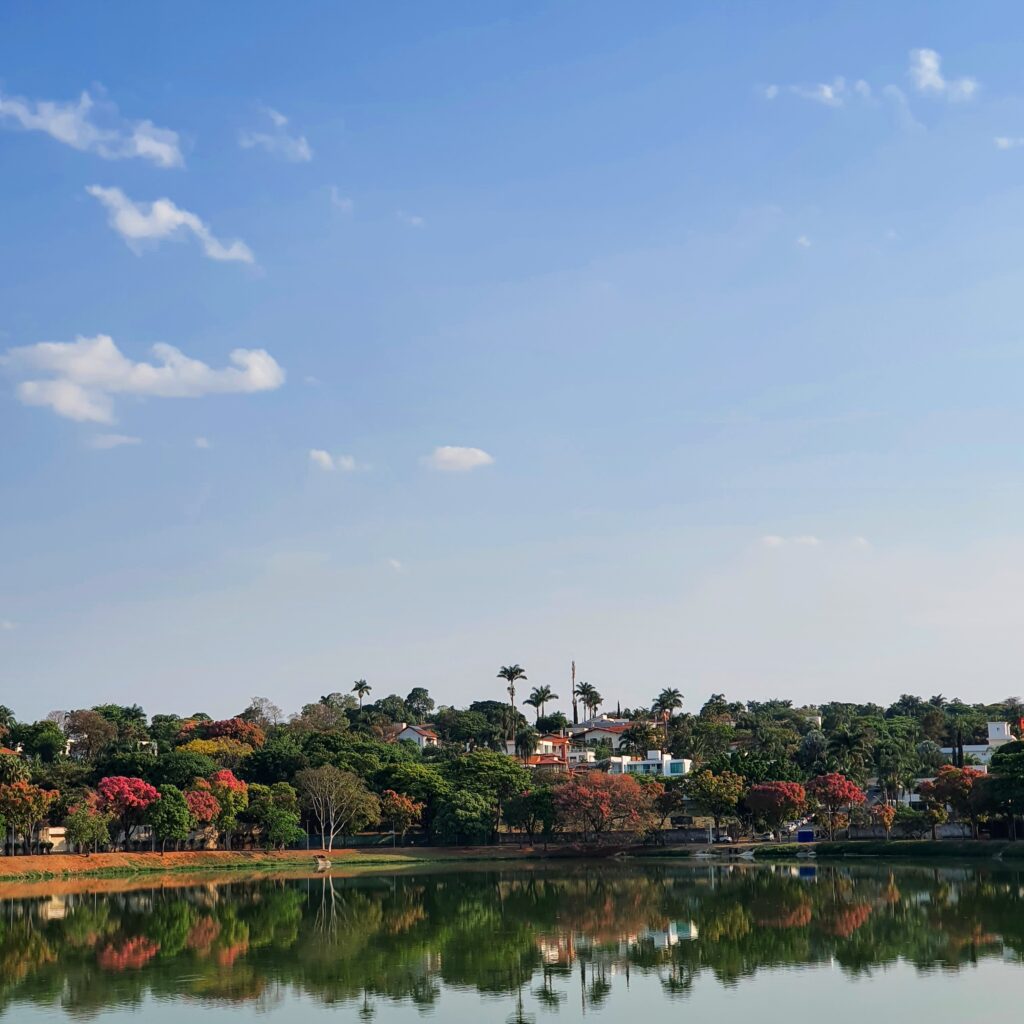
97 776 160 847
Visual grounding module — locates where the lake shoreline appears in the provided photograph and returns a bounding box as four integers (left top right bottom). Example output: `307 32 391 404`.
3 838 1023 884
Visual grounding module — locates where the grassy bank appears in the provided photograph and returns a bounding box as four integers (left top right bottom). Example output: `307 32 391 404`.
0 846 545 882
746 839 1024 860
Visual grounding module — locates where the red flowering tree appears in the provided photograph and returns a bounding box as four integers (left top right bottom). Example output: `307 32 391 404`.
97 776 160 847
177 717 265 749
380 789 424 845
185 782 221 826
744 782 807 836
553 773 661 843
209 769 248 849
922 765 985 837
806 773 865 839
0 781 59 854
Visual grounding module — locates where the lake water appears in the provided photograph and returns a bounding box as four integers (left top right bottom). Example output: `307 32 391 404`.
2 860 1024 1022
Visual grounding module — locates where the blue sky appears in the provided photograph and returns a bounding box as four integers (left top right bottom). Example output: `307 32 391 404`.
4 3 1024 720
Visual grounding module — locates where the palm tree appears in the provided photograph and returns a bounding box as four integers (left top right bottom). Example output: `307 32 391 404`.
575 683 602 721
652 688 683 718
497 664 527 706
827 725 870 780
523 685 558 724
351 679 372 708
498 665 527 742
651 688 683 745
515 726 540 759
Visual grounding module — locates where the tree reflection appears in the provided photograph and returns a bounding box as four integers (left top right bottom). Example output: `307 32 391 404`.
1 862 1024 1017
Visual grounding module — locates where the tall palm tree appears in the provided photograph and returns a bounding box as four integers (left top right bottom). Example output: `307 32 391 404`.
575 683 602 720
497 664 527 706
652 688 684 719
523 685 558 724
498 664 527 742
351 679 372 709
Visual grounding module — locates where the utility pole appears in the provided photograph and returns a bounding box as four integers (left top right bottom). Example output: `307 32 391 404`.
571 660 578 725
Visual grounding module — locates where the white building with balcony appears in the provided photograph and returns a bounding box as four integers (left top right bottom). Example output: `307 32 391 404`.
940 721 1015 766
607 750 691 778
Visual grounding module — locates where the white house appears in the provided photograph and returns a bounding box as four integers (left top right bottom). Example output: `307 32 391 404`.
573 723 630 751
940 721 1015 766
607 750 691 778
394 724 439 749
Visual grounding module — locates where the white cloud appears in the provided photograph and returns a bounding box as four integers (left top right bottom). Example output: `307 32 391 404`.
761 84 780 100
761 534 822 548
423 445 495 472
86 186 254 263
388 558 403 572
88 433 141 449
239 107 312 162
397 210 425 228
792 77 847 107
6 334 285 424
330 187 354 213
308 449 357 471
994 136 1024 150
0 88 183 167
795 235 812 248
0 619 16 631
194 436 211 449
909 48 978 101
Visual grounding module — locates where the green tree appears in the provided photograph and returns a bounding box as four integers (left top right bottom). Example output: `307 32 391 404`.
150 749 219 789
433 788 492 844
684 770 746 836
405 687 435 722
63 805 110 853
146 785 195 852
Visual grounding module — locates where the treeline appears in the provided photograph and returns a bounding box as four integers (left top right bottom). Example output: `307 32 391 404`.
0 686 1021 851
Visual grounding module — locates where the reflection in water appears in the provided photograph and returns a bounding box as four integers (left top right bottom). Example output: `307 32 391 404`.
1 862 1023 1019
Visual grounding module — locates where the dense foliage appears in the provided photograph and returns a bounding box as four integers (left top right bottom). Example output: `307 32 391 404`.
0 686 1020 851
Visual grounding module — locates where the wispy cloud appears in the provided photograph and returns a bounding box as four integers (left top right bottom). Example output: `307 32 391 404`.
387 558 403 572
88 433 141 449
330 187 354 213
239 107 312 162
908 48 978 101
397 210 425 228
762 48 977 113
194 436 211 449
762 77 871 108
423 445 494 472
86 186 254 263
795 235 812 248
0 87 183 167
308 449 357 471
0 619 16 632
6 334 284 424
761 534 822 548
994 136 1024 150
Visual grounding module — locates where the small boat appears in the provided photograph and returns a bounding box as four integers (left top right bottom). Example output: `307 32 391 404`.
314 855 332 871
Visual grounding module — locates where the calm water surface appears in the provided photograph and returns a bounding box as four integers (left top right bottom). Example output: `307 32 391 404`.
2 861 1024 1022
